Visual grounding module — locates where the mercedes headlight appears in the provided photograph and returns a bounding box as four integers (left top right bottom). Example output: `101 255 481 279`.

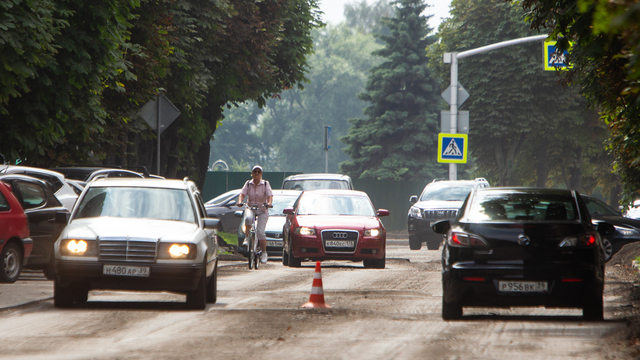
59 239 97 256
409 207 423 219
158 243 197 259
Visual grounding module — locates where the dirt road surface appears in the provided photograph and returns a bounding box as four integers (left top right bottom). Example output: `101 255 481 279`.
0 244 638 359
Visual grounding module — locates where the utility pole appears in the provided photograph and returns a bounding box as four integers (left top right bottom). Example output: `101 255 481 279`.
323 126 331 173
442 34 548 180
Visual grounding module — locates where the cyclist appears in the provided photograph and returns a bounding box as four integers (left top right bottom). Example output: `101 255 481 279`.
237 165 273 263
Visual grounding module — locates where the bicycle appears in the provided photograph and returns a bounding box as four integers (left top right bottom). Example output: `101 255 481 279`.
244 203 272 270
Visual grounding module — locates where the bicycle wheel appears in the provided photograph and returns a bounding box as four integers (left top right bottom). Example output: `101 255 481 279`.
253 235 260 270
248 234 254 270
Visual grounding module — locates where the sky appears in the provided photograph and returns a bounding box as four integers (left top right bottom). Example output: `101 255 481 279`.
317 0 453 30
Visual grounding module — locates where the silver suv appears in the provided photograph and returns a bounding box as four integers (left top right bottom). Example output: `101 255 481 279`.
407 178 490 250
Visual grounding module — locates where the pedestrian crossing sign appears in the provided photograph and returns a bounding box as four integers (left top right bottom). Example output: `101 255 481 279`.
438 133 467 163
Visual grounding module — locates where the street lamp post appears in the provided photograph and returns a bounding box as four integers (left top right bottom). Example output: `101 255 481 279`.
442 34 548 180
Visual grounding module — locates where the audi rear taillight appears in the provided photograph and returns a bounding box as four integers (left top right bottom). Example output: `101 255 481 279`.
448 232 489 247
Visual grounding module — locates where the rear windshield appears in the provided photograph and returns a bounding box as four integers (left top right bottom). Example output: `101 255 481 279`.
283 180 349 190
467 192 578 222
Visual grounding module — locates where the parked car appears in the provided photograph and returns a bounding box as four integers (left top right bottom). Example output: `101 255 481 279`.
0 174 70 280
0 165 79 211
65 179 85 196
408 178 490 250
625 200 640 219
51 166 144 186
0 181 32 283
236 189 302 256
205 189 243 233
281 173 353 190
54 178 220 309
282 189 389 268
581 195 640 261
432 187 613 320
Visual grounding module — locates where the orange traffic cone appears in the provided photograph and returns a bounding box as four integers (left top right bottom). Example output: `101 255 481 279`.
301 261 331 308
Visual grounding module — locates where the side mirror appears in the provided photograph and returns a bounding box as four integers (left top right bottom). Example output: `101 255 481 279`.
596 222 615 237
234 210 244 218
432 220 451 234
377 209 389 217
204 218 220 230
409 195 418 204
283 208 295 215
56 212 70 224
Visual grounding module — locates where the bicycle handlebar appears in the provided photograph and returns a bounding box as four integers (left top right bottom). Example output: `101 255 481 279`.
240 203 273 209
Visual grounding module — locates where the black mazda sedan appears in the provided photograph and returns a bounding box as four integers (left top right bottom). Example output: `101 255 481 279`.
432 188 614 321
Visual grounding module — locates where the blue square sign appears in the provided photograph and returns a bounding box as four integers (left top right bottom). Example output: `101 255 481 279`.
437 133 467 163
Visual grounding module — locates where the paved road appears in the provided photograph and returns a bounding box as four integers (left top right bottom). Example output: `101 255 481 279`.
0 244 634 359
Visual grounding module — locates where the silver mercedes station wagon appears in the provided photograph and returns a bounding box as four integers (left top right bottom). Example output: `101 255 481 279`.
54 177 220 309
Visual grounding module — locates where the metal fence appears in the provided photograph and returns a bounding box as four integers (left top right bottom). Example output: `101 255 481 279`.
202 171 426 231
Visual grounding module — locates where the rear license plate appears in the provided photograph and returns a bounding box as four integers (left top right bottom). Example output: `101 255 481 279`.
103 265 150 277
498 281 548 293
325 240 355 247
266 241 282 247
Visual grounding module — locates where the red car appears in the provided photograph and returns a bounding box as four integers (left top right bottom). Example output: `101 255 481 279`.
282 190 389 268
0 181 32 283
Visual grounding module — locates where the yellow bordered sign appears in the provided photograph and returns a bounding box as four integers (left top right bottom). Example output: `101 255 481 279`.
544 41 573 71
438 133 467 164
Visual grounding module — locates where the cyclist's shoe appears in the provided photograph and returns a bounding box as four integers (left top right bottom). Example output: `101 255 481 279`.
260 251 268 263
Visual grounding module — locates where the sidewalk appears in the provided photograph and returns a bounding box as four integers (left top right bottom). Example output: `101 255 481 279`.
0 270 52 310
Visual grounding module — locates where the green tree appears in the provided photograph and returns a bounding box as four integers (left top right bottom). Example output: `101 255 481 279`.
0 0 139 164
344 0 394 36
0 0 321 189
209 24 383 173
340 0 444 181
432 0 609 189
516 0 640 203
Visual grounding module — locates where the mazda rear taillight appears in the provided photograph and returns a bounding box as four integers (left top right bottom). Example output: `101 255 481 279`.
558 231 599 247
448 232 489 247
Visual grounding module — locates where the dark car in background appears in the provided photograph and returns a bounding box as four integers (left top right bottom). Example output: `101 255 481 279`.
51 167 144 186
205 189 242 233
0 174 70 280
0 181 32 283
582 195 640 261
282 173 353 190
236 189 301 256
432 187 613 320
408 178 490 250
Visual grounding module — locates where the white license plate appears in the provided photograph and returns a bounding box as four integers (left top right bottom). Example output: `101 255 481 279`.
498 281 548 293
325 240 355 247
103 265 150 277
266 241 282 247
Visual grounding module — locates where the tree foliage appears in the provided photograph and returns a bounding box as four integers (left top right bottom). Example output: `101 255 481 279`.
515 0 640 203
209 24 383 173
344 0 394 35
340 0 445 181
0 0 321 187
